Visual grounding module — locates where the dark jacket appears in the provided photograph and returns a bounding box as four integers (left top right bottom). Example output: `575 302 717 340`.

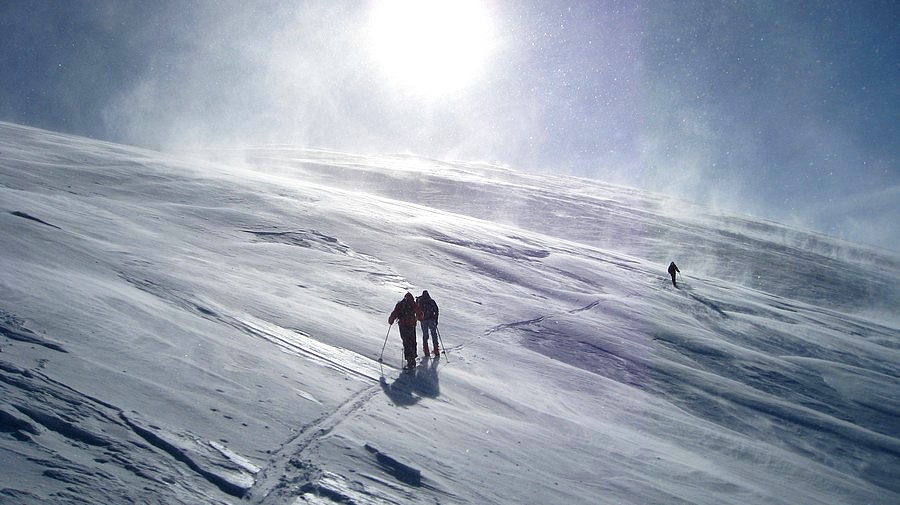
668 262 680 275
417 291 439 322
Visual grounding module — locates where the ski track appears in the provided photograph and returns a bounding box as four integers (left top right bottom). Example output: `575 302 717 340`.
248 385 383 504
247 324 464 503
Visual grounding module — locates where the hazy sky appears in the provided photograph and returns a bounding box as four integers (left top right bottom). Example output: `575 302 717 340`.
1 1 897 251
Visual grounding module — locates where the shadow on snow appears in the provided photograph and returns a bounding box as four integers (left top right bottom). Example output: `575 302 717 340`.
379 358 441 407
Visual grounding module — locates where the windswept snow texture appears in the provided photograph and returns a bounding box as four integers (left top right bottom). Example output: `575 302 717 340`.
1 121 898 504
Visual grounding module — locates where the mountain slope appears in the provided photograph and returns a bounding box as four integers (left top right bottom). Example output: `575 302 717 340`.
1 122 897 504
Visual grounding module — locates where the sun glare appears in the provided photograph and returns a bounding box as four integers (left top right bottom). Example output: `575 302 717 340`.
368 0 496 97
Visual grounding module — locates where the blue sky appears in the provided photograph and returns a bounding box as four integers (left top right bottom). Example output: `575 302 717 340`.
1 0 897 251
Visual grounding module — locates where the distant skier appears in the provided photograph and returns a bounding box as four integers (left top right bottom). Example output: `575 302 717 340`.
416 290 440 357
668 261 680 287
389 292 423 369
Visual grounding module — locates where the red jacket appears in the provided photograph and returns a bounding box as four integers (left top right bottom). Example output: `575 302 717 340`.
389 294 423 328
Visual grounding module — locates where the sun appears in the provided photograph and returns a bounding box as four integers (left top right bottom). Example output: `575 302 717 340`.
367 0 496 97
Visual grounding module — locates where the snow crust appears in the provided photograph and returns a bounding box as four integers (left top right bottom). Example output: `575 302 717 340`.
0 121 898 504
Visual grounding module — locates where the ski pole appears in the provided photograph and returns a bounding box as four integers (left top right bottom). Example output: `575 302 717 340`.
436 326 449 362
378 323 393 362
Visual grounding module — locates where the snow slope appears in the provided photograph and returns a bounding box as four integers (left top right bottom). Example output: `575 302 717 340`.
1 121 898 504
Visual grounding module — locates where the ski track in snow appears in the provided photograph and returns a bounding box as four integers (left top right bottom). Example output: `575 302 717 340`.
248 384 383 503
1 123 899 504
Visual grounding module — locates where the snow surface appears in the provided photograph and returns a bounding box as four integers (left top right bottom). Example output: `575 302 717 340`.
0 121 898 504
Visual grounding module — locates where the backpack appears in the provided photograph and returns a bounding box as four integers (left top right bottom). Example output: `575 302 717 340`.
421 298 438 320
397 298 415 320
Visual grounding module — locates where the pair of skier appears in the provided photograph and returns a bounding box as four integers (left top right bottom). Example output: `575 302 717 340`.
388 290 440 369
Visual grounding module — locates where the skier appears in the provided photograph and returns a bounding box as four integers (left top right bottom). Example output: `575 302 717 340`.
668 261 680 287
388 292 423 370
416 290 440 357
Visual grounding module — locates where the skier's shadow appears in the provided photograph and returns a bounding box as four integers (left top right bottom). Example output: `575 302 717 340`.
676 282 728 318
379 358 441 407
